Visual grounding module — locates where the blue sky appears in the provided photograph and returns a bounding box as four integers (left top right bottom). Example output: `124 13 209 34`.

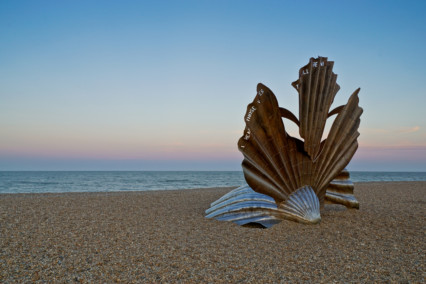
1 0 425 170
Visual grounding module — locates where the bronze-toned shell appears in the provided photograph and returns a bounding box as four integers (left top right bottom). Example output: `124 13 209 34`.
236 56 363 223
292 58 340 161
325 169 359 209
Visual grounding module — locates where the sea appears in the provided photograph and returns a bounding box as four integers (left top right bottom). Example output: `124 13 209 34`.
0 171 425 194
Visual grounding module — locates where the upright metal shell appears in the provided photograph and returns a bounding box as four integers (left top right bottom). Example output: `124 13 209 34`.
291 57 340 161
207 57 363 226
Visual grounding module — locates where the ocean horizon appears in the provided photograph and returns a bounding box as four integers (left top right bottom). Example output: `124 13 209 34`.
1 171 425 194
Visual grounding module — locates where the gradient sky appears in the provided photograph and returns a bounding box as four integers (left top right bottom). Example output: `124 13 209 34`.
1 0 425 171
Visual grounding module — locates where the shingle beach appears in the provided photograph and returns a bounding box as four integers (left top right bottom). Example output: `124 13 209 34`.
1 182 425 282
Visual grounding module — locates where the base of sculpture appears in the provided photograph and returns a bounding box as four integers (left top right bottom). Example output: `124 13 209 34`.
205 169 359 228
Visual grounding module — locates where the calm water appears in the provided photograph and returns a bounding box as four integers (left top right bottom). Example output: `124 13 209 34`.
0 171 425 194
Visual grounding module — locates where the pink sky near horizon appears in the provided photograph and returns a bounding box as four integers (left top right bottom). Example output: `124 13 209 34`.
1 1 425 171
1 124 425 171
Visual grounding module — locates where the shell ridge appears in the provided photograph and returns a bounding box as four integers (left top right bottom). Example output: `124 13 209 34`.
260 89 301 190
310 60 321 158
242 85 300 194
279 186 321 223
302 186 314 210
277 141 300 191
206 194 276 215
325 170 359 208
242 162 288 201
321 128 360 183
300 186 314 212
209 185 252 207
314 90 362 192
318 143 359 197
240 142 286 193
281 197 305 216
318 130 358 186
305 59 313 151
206 202 279 219
298 58 341 160
280 186 311 216
316 139 358 198
215 211 279 223
241 118 291 192
246 91 291 188
314 91 360 177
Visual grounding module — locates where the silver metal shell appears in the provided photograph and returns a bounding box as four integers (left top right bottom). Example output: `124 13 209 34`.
279 185 321 224
205 185 282 228
205 185 321 227
205 169 358 228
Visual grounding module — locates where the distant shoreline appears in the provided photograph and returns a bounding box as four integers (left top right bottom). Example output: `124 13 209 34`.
0 181 425 195
1 171 426 194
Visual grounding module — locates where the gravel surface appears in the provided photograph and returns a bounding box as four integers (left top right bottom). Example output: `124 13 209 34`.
1 182 425 282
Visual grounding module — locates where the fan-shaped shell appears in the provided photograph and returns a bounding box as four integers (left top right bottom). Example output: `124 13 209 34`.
205 185 282 228
291 57 340 160
206 56 363 226
238 84 313 203
238 58 362 208
205 185 320 226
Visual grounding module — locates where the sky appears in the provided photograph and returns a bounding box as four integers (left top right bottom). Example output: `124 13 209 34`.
1 0 425 171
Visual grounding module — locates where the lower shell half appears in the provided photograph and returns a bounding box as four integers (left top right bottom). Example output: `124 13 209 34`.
205 170 359 228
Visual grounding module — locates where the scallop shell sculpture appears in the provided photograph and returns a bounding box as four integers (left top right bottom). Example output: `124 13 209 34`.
206 57 363 227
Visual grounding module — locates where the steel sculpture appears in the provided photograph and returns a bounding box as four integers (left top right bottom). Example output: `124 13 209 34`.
206 57 362 227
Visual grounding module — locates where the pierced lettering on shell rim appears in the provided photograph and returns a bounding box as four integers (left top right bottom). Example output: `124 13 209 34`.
245 106 257 122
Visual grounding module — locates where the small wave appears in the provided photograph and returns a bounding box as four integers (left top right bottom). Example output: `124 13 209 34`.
161 179 191 183
17 181 62 185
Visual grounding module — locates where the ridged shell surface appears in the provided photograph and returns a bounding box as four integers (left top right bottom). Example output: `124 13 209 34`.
208 56 363 226
291 57 340 160
278 185 321 224
205 185 282 228
238 78 362 206
238 84 313 203
205 169 358 228
205 185 320 226
325 169 359 209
